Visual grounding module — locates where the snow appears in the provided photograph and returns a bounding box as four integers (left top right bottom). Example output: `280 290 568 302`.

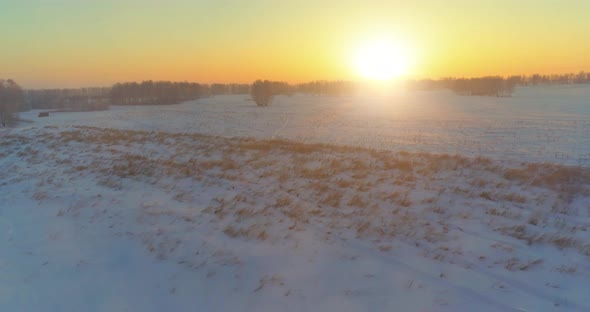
17 85 590 166
1 85 590 311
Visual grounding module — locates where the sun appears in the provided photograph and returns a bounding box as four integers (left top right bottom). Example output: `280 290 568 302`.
353 37 411 80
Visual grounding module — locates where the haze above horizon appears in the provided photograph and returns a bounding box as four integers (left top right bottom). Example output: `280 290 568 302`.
2 0 590 88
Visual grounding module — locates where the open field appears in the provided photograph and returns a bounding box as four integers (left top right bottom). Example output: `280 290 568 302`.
2 85 590 311
18 85 590 166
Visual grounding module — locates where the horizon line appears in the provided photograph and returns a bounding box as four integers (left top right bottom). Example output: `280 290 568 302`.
16 69 590 90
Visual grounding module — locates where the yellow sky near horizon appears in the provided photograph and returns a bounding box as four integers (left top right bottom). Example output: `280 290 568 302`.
2 0 590 88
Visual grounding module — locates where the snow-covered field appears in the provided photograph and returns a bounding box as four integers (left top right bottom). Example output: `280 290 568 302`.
2 85 590 311
17 85 590 166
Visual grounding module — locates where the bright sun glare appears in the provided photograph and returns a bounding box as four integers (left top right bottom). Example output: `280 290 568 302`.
354 37 411 80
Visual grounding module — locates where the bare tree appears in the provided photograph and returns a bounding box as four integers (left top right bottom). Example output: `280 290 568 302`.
0 79 24 127
251 80 274 107
250 80 290 106
110 81 206 105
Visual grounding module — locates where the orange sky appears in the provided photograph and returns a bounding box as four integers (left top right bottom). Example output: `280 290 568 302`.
2 1 590 88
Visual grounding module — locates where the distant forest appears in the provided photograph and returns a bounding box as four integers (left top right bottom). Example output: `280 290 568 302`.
26 82 251 110
406 71 590 96
2 70 590 118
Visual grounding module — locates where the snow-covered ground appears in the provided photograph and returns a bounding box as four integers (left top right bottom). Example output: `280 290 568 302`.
17 85 590 166
2 86 590 311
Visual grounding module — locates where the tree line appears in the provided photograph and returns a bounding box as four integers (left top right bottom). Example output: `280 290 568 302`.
111 81 253 105
297 80 356 96
210 83 250 95
249 80 358 106
514 71 590 85
25 81 252 111
110 81 206 105
30 79 327 109
406 77 516 96
3 69 590 125
27 87 111 111
406 71 590 96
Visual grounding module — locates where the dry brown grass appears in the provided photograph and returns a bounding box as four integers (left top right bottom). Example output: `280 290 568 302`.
504 163 590 199
320 189 343 208
274 195 293 208
497 257 544 271
348 194 368 208
300 167 331 180
282 203 309 224
13 125 590 265
502 193 528 204
32 190 49 201
223 225 268 241
479 191 494 201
